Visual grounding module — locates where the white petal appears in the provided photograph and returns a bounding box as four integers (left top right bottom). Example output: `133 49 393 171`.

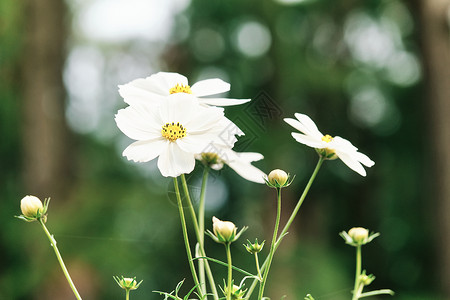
149 72 189 92
157 142 195 177
159 93 199 124
118 78 167 107
354 151 375 167
335 151 367 176
176 135 211 154
291 132 324 148
198 98 251 107
333 136 358 152
115 107 162 141
185 106 225 133
123 138 167 162
293 113 324 137
234 152 264 162
284 117 323 139
227 159 266 184
191 78 230 96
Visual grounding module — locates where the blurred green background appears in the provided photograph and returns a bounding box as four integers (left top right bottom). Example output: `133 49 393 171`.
1 0 449 299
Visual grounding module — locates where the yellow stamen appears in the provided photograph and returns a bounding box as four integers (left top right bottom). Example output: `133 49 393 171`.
169 83 192 94
322 134 333 143
161 122 187 142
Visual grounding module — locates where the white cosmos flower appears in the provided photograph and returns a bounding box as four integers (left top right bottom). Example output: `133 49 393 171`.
115 93 228 177
118 71 250 107
196 144 266 184
284 113 375 176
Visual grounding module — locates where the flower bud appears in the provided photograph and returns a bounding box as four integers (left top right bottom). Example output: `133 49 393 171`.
113 276 142 291
20 195 44 219
222 284 246 300
348 227 369 244
268 169 288 186
244 239 265 254
213 217 237 243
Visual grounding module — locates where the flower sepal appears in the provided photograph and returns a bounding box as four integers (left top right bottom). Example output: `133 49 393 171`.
340 227 380 247
220 281 246 300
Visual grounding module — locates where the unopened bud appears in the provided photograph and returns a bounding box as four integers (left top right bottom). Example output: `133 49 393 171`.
213 217 237 243
348 227 369 244
113 276 142 291
20 195 43 219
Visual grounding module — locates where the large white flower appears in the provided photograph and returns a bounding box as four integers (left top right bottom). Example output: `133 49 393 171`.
115 93 228 177
118 72 250 107
284 113 375 176
196 144 266 184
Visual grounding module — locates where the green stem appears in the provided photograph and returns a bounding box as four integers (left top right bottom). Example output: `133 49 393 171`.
225 243 233 300
352 245 362 300
198 168 209 296
245 157 324 300
173 177 203 299
126 289 130 300
257 187 282 299
38 219 82 300
254 253 262 281
180 174 219 300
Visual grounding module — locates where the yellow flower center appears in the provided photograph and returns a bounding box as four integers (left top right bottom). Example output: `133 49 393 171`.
322 134 333 143
169 83 192 94
161 122 186 142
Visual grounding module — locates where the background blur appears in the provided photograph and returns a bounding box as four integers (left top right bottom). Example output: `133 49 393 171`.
1 0 449 299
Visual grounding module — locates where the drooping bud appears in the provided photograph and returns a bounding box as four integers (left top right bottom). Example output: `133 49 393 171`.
20 196 43 218
17 195 49 222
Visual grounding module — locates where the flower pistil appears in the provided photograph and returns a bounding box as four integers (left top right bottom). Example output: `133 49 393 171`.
161 122 186 142
169 83 192 94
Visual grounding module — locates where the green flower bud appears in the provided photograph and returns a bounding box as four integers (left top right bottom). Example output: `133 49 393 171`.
222 284 246 300
113 276 142 291
21 195 43 218
244 239 265 254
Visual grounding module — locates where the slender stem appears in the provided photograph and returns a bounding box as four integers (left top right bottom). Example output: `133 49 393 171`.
180 174 219 300
173 177 203 298
245 157 324 300
125 289 130 300
257 187 282 299
198 168 209 296
352 245 362 300
254 253 262 281
38 219 82 300
225 243 233 300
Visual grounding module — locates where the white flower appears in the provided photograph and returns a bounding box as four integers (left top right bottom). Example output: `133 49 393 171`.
284 113 375 176
196 144 266 184
115 93 228 177
118 72 250 107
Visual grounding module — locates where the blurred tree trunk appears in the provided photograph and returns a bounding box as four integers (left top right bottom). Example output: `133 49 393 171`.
415 0 450 296
21 0 73 200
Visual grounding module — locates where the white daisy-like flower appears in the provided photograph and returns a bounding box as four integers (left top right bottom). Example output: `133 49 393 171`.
284 113 375 176
118 72 250 107
196 144 266 184
115 93 228 177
